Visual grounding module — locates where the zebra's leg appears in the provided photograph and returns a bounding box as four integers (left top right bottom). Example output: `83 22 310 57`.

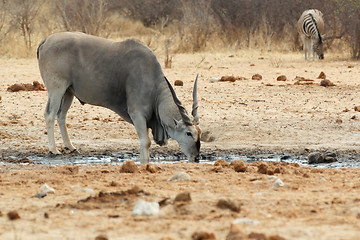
304 37 311 60
311 39 316 60
301 35 307 60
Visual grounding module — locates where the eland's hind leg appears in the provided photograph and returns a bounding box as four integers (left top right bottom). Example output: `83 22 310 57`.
57 89 77 153
44 81 68 155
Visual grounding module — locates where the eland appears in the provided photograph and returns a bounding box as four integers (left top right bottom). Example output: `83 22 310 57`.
37 32 201 163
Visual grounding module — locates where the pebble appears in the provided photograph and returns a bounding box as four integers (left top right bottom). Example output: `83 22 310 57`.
34 192 47 198
120 160 139 173
272 178 285 189
209 77 221 82
233 218 260 226
167 172 191 182
191 231 216 240
308 151 337 164
7 211 20 220
40 183 55 194
132 200 160 216
174 192 192 202
216 198 240 212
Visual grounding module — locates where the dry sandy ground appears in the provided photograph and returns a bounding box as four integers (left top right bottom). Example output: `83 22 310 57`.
0 50 360 239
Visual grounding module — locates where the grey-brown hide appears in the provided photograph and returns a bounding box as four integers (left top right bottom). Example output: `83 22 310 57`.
37 32 201 163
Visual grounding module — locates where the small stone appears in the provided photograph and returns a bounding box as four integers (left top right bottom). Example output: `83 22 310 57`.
191 231 216 240
132 200 159 216
168 172 191 182
44 212 49 219
320 79 336 87
230 160 247 172
7 211 20 220
252 74 262 80
95 234 109 240
34 192 47 198
335 119 343 124
276 75 287 81
226 224 245 240
268 235 286 240
354 106 360 112
317 71 326 79
248 232 267 240
272 178 285 189
209 77 221 82
308 152 323 164
174 80 183 86
40 183 55 194
257 163 269 174
120 160 139 173
174 191 192 202
233 218 260 226
145 164 157 173
214 159 229 168
216 198 240 212
220 76 237 82
323 151 337 163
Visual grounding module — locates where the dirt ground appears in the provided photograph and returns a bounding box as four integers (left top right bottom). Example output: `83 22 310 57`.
0 50 360 239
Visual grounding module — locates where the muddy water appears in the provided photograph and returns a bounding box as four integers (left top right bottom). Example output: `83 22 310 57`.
16 152 360 169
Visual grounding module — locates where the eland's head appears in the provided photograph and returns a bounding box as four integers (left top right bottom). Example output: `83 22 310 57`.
165 74 201 162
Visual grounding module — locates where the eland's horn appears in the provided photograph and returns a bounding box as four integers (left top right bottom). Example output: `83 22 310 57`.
192 74 199 125
164 76 193 126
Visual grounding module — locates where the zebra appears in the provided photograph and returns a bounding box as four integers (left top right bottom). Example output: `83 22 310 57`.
297 9 325 60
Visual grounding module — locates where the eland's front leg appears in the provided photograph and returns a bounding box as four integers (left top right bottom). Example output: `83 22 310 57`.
130 114 151 164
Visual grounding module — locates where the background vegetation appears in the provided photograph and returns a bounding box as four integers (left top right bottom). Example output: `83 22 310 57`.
0 0 359 59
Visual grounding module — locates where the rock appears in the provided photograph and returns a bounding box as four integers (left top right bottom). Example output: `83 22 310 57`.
233 218 260 226
323 151 337 163
168 172 191 182
7 81 46 92
308 151 337 164
308 152 323 164
354 106 360 112
145 164 157 173
7 84 25 92
209 77 221 82
132 200 160 216
191 231 216 240
216 198 240 212
230 160 247 172
276 75 287 81
320 79 336 87
214 159 229 168
248 232 267 240
257 163 273 175
7 211 20 220
174 80 183 86
317 71 326 79
272 178 285 189
34 192 47 198
220 76 237 82
226 224 245 240
252 74 262 80
40 183 55 194
120 160 139 173
95 234 109 240
174 191 191 202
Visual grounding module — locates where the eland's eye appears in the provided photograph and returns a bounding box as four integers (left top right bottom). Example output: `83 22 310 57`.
186 132 192 137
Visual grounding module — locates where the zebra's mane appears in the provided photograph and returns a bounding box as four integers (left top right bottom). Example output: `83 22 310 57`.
309 13 322 44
